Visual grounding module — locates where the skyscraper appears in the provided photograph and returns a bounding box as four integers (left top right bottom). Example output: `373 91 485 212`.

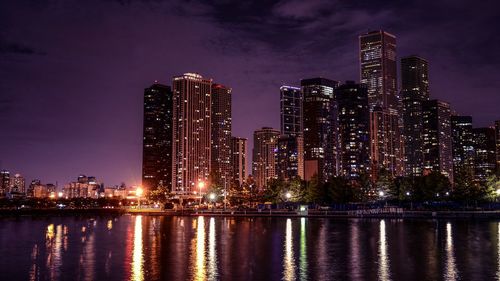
0 170 10 196
279 85 304 180
451 116 475 184
10 173 25 194
276 134 304 180
231 137 247 187
280 86 303 136
422 100 453 183
142 83 173 191
359 30 398 110
401 56 429 177
211 83 232 183
335 81 371 179
359 30 403 178
172 73 212 194
252 127 280 190
495 120 500 174
301 77 338 182
472 127 496 184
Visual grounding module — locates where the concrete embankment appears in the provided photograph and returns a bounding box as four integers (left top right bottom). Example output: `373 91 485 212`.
2 208 500 219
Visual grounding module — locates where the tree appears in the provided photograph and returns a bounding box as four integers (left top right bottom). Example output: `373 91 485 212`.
305 174 324 204
376 168 395 200
286 177 306 202
326 176 352 203
147 181 169 202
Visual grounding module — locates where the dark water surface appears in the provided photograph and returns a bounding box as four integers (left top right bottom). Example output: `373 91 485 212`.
0 215 499 280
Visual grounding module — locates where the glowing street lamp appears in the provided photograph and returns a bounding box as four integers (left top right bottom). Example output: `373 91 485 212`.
379 191 385 197
198 181 205 204
285 192 292 200
136 187 143 208
209 193 216 201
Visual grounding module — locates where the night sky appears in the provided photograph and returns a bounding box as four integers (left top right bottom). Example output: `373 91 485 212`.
1 0 499 187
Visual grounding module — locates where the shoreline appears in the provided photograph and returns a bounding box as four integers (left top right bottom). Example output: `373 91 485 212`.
1 208 500 219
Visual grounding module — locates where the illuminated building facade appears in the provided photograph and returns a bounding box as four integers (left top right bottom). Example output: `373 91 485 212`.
276 134 304 180
401 56 429 177
279 85 304 180
0 170 9 196
360 30 403 179
335 81 371 179
301 78 338 182
172 73 212 193
9 173 25 193
496 120 500 173
231 137 247 187
142 83 173 191
451 116 475 183
211 83 232 183
422 100 453 183
472 127 496 184
252 127 280 190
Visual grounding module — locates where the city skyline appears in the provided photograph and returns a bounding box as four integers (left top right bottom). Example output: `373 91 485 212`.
1 1 500 186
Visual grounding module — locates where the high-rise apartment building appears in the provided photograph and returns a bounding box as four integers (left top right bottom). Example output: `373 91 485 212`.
495 120 500 173
172 73 212 194
301 78 339 182
279 85 304 180
276 134 304 181
422 100 453 183
472 127 496 184
401 56 429 177
359 30 403 178
142 83 173 191
211 83 232 183
335 81 371 179
231 137 247 187
9 173 25 193
0 170 10 196
280 86 303 136
252 127 280 190
451 116 475 183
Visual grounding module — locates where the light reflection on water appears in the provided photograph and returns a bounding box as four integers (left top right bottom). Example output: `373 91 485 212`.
132 216 144 281
444 222 458 281
378 219 391 281
283 218 296 281
3 216 500 281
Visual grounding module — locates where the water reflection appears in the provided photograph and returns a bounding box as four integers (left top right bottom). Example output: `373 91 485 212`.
45 223 64 281
132 216 144 281
350 221 362 280
498 222 500 281
208 217 218 280
299 218 307 280
283 218 296 281
378 220 391 281
194 216 206 281
444 222 458 280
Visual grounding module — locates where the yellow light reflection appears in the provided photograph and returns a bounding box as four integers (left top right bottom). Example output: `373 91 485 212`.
132 216 144 281
29 244 38 281
194 216 206 281
378 220 391 281
107 220 113 230
444 222 458 280
497 222 500 281
299 217 308 280
46 224 54 240
208 217 218 280
350 221 362 280
283 218 296 281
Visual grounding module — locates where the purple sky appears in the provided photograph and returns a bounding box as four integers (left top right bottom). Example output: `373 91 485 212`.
1 0 499 187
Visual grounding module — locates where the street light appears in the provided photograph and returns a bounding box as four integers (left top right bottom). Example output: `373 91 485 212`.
136 187 143 208
379 191 385 197
285 192 292 200
198 181 205 204
209 193 216 201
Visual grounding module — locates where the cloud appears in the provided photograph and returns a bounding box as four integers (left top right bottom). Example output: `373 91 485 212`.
273 0 333 20
0 41 45 55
